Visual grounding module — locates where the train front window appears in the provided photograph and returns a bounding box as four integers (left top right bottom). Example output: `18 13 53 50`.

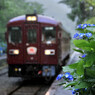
27 29 37 43
42 27 56 44
8 27 22 44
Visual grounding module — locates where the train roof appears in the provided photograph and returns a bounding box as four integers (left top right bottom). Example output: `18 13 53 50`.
8 15 59 25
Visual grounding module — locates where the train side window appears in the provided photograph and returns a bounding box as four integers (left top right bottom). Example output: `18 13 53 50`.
27 29 37 43
8 27 22 44
42 27 56 44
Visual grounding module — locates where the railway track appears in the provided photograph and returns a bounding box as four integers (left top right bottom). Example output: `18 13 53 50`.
8 78 53 95
0 56 7 76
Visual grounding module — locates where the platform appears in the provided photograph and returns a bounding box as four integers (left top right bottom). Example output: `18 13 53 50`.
45 51 81 95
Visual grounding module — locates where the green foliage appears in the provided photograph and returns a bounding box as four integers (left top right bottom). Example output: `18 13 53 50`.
58 25 95 95
0 0 44 42
59 0 95 24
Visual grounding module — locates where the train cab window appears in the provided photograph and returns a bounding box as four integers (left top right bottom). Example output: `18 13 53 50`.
42 27 56 44
8 27 22 44
27 29 37 43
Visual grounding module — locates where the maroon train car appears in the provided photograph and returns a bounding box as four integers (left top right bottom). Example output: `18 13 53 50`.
6 14 70 78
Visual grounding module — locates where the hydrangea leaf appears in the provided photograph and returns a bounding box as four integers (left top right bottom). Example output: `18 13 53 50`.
85 68 95 78
73 48 84 54
86 27 95 33
69 62 79 69
73 40 91 51
74 82 90 89
76 60 84 75
84 79 95 83
64 81 78 88
84 53 95 67
62 66 74 73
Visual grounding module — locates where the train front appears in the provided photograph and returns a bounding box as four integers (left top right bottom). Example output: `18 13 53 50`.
6 14 61 78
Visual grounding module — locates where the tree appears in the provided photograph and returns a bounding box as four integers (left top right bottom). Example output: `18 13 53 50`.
0 0 44 41
59 0 95 24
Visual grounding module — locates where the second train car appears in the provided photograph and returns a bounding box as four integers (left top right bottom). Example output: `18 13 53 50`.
5 14 70 78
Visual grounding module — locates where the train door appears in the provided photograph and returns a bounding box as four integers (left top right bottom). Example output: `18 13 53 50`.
41 25 58 65
7 26 23 64
24 24 41 64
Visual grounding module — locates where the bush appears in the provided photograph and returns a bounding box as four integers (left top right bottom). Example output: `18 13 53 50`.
57 24 95 95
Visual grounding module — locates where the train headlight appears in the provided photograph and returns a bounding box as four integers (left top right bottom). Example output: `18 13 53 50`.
9 49 19 55
26 14 37 22
45 50 50 55
13 50 19 55
45 49 55 55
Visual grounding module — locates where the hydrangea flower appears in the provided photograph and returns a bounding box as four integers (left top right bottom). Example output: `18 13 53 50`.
73 33 79 38
64 72 70 78
86 33 92 38
56 74 63 80
65 72 73 81
79 33 85 38
68 75 73 81
72 90 76 94
77 24 95 29
82 54 86 58
72 88 79 94
72 88 76 94
77 24 82 29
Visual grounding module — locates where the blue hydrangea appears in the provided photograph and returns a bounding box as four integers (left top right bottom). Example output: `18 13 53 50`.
77 24 95 29
56 74 63 80
72 89 76 94
82 54 86 58
86 33 92 38
83 24 88 27
72 90 76 94
72 88 79 94
65 72 73 81
79 33 85 38
87 24 92 26
73 33 79 38
64 72 70 78
68 75 73 81
91 24 95 26
77 24 81 29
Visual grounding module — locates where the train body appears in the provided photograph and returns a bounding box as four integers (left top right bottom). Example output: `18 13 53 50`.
6 14 70 78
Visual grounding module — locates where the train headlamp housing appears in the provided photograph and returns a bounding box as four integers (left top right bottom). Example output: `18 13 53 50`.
9 49 19 55
45 49 55 55
26 14 37 22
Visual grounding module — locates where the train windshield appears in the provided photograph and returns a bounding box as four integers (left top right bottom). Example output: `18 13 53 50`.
8 27 22 44
27 29 37 43
42 27 56 44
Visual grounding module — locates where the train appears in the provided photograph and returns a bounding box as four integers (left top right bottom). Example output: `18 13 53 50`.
5 13 71 78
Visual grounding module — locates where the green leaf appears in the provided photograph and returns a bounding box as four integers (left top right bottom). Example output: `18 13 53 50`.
74 82 90 89
84 53 95 67
73 48 84 54
62 66 74 73
85 68 95 78
65 81 78 88
69 62 79 69
84 79 95 83
76 60 84 75
73 40 91 51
